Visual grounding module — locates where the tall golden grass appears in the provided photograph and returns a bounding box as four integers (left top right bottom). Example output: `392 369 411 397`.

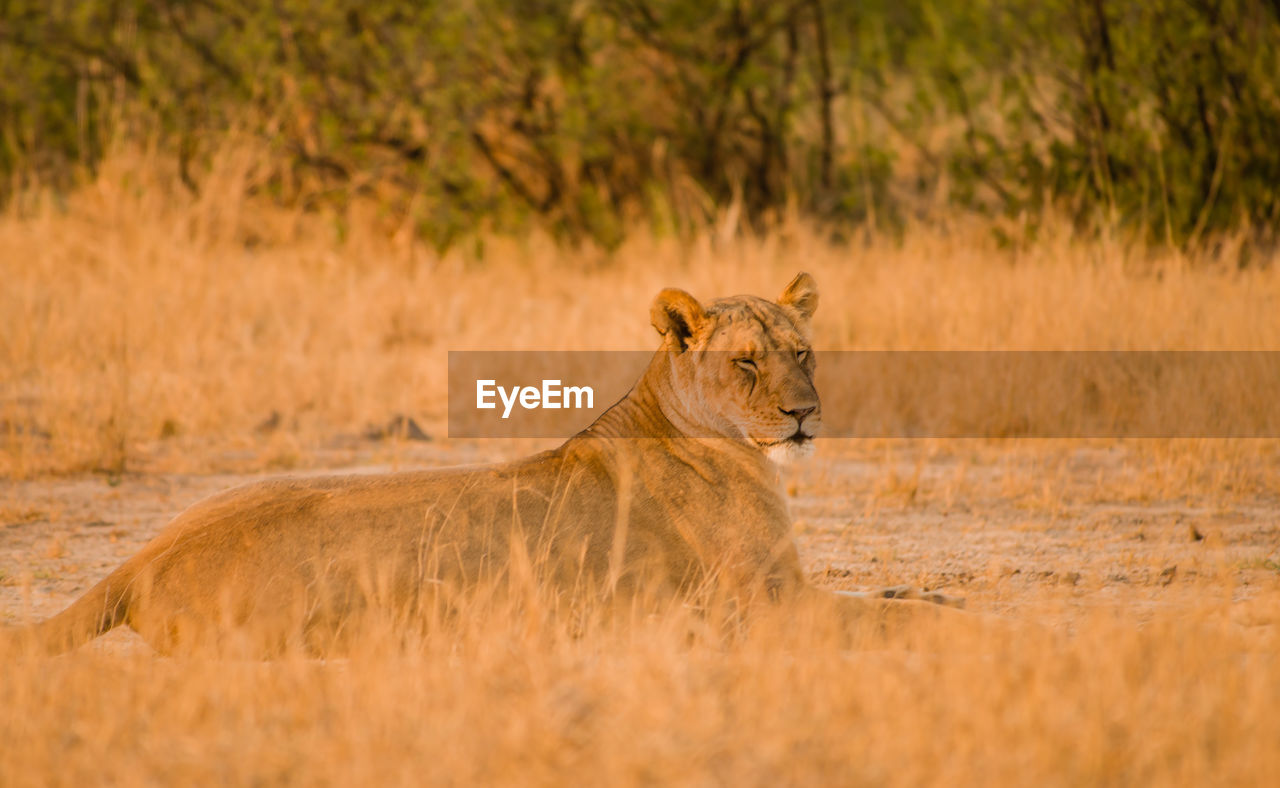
1 595 1276 786
3 147 1279 477
2 148 1279 785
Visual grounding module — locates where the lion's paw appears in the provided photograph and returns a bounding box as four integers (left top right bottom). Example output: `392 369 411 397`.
876 584 965 609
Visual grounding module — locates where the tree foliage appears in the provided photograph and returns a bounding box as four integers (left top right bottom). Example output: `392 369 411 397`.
2 0 1277 248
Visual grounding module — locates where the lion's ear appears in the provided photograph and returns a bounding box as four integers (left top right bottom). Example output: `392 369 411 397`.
778 272 818 322
650 288 707 351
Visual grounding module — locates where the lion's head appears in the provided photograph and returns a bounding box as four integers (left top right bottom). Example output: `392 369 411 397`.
649 273 821 463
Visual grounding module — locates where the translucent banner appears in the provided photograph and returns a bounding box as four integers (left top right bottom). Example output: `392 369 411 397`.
448 351 1280 438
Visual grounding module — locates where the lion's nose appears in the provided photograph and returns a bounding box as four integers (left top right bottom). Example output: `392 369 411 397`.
780 406 816 424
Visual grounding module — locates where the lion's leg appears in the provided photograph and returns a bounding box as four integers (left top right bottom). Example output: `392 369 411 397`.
787 585 969 621
811 587 1046 647
828 589 971 625
837 585 966 609
757 587 975 644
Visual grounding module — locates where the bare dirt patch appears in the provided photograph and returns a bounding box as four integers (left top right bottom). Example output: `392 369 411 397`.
5 439 1276 643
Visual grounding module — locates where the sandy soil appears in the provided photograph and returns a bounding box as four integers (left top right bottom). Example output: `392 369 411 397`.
3 439 1278 651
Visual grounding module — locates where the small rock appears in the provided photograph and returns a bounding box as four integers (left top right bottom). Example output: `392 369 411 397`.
0 419 51 439
255 411 282 434
366 415 431 442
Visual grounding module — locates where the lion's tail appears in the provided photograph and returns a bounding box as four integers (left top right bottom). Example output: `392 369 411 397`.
1 562 136 656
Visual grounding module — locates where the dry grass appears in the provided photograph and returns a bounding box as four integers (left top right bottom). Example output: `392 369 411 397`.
2 150 1279 785
1 597 1277 786
3 149 1279 477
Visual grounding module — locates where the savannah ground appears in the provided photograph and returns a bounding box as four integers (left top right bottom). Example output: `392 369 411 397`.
2 160 1279 785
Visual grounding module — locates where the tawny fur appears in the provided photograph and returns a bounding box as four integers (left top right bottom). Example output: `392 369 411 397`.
4 273 961 656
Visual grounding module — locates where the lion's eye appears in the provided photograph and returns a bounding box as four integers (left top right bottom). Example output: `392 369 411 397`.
734 357 757 372
796 349 810 363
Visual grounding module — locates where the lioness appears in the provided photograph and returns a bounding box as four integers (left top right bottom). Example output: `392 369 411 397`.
5 273 957 656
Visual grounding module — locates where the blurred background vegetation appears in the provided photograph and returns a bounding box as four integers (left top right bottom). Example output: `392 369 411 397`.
2 0 1277 250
